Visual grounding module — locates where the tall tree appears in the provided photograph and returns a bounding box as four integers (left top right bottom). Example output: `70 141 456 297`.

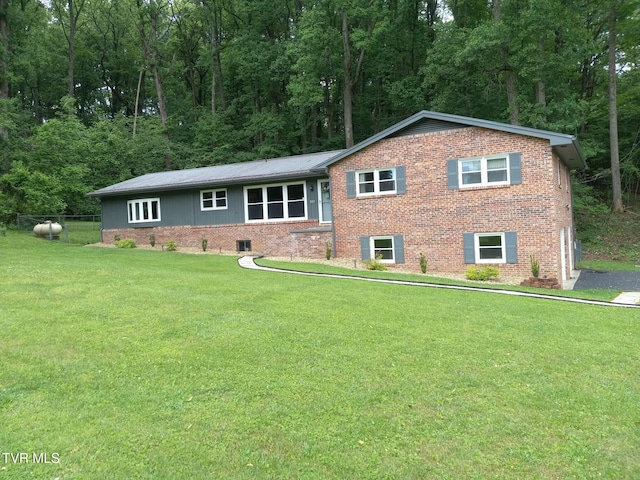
609 0 623 212
132 0 172 168
52 0 86 97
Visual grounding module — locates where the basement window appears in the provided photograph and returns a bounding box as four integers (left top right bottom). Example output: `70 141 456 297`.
236 240 252 252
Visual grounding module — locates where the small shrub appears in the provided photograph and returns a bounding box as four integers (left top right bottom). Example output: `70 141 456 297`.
113 234 121 243
165 240 178 251
201 238 208 252
115 238 137 249
325 241 332 260
0 223 6 236
419 253 427 273
365 254 388 271
149 234 156 247
465 266 500 281
530 253 540 278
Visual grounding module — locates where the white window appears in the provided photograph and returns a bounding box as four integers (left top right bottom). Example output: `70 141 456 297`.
475 233 506 263
357 168 396 196
201 189 227 210
370 236 395 263
459 155 509 187
128 198 161 223
244 182 306 222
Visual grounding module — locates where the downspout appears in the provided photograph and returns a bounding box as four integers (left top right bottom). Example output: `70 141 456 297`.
326 168 337 259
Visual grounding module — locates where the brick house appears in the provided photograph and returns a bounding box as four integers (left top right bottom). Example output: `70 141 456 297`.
87 111 586 287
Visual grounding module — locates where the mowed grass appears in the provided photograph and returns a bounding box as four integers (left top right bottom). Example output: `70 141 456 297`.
1 233 639 479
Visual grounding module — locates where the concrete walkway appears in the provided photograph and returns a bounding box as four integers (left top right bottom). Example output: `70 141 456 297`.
238 256 640 309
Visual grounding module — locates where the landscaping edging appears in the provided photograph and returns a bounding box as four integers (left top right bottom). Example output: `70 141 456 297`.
239 256 640 309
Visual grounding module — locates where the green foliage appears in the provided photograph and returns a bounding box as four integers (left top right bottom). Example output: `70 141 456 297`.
419 253 428 274
201 238 208 252
165 240 178 251
149 234 156 247
325 241 332 260
365 254 388 271
465 266 500 281
115 238 137 249
530 254 541 278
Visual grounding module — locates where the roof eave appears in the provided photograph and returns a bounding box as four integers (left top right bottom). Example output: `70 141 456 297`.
86 170 327 198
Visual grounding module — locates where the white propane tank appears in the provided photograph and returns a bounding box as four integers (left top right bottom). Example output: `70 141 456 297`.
33 221 63 237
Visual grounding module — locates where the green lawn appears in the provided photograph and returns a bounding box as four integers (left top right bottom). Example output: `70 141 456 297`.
1 232 639 479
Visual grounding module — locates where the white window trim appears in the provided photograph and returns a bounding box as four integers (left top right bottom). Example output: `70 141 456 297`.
370 236 395 263
127 198 161 224
200 188 227 211
243 181 308 223
356 167 397 196
474 232 506 264
458 155 510 188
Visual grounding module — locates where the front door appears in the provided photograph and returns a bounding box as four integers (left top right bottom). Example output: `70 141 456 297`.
318 179 332 223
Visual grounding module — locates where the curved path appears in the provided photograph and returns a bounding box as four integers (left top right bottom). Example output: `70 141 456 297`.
238 256 640 310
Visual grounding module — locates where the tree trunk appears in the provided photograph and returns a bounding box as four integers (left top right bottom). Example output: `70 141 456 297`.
67 0 75 97
0 0 8 101
341 10 354 148
0 0 9 144
608 3 623 213
210 1 226 114
505 70 519 125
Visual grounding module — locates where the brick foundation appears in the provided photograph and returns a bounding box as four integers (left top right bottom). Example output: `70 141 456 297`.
103 221 332 259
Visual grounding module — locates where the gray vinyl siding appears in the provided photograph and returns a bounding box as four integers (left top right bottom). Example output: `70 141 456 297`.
100 179 320 229
390 118 470 138
101 197 131 229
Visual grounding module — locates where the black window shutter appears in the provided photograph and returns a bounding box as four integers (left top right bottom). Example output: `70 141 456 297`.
395 166 406 194
393 235 405 264
463 233 475 263
505 231 518 263
509 153 522 185
360 236 370 260
346 171 356 198
447 159 459 189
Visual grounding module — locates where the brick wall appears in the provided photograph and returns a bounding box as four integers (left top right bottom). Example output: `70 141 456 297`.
103 220 332 259
328 127 572 284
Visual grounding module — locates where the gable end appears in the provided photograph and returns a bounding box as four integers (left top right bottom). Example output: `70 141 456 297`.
389 118 470 138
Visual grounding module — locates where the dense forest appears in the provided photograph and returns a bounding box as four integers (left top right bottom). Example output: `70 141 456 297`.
0 0 639 225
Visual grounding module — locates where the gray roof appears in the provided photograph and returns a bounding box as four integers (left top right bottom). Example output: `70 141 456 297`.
318 110 586 170
88 110 586 198
87 150 344 197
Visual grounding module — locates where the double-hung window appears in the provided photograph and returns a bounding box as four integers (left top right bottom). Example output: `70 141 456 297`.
360 235 405 264
371 237 395 262
245 182 306 222
201 189 227 210
357 168 396 195
475 233 505 262
459 155 509 187
128 198 161 223
464 231 518 264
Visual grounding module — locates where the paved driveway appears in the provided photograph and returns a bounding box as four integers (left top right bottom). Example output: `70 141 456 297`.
573 269 640 290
